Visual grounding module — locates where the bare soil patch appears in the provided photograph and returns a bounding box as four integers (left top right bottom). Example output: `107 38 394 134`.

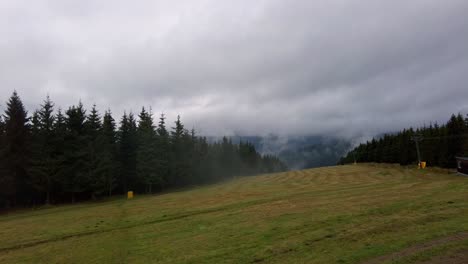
419 249 468 264
363 232 468 264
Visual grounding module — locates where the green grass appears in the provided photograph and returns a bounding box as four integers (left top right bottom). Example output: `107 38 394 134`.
0 164 467 263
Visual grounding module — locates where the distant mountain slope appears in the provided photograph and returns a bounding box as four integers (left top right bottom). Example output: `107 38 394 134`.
208 135 352 170
277 138 352 169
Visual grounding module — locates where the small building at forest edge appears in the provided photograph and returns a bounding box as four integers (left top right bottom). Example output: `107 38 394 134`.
455 157 468 175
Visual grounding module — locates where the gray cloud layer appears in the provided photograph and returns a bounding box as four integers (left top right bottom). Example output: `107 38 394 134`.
1 0 468 137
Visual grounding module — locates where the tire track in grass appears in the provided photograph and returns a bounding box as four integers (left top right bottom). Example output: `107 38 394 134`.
0 203 238 253
362 232 468 264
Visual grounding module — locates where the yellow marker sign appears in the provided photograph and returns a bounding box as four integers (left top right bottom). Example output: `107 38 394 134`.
127 191 134 199
420 161 426 169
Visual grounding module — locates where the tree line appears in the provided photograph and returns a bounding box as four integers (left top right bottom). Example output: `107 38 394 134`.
0 91 287 208
340 113 468 168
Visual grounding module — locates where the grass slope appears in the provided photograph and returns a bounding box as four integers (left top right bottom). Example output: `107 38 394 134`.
0 164 467 263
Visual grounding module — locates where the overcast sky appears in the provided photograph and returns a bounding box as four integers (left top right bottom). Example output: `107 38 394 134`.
1 0 467 138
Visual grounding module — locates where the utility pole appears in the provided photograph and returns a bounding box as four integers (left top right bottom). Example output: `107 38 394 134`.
411 135 423 167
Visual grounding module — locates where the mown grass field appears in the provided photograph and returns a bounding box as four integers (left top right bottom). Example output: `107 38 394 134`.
0 164 467 263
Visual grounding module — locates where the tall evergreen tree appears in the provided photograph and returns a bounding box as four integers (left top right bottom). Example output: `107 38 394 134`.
0 91 30 207
220 136 236 177
155 113 170 187
85 105 104 199
29 96 57 204
239 141 260 175
64 102 88 203
136 107 159 193
446 114 466 166
86 105 102 137
194 136 211 182
464 114 468 156
95 110 118 196
0 116 5 145
0 116 5 159
170 115 190 186
52 109 67 200
118 112 138 192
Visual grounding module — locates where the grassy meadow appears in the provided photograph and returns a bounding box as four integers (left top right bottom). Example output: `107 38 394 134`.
0 164 467 263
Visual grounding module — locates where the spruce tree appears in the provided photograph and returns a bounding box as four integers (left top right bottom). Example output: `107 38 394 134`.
0 116 5 163
29 96 57 204
136 107 159 193
64 102 88 203
188 128 203 183
0 116 5 148
170 115 190 186
0 116 4 136
195 137 211 182
464 114 468 156
52 109 67 200
97 110 118 196
86 105 102 137
85 105 104 199
118 112 138 192
221 136 236 177
156 113 170 187
182 127 195 184
446 114 466 166
0 91 30 207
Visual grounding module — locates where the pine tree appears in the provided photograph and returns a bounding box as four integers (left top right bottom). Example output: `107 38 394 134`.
86 105 102 137
0 91 30 207
399 130 411 165
0 115 5 160
118 112 138 193
187 128 202 183
464 114 468 156
29 96 57 204
97 110 118 196
447 114 466 165
136 107 159 193
64 102 88 203
170 115 190 186
0 116 5 144
52 109 67 200
195 137 211 182
156 113 170 187
221 136 236 177
239 141 260 175
85 105 104 199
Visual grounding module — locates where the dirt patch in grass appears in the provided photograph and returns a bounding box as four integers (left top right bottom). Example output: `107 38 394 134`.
418 249 468 264
363 232 468 264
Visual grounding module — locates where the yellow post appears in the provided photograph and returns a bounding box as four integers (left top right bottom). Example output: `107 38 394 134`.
127 191 134 199
420 161 426 169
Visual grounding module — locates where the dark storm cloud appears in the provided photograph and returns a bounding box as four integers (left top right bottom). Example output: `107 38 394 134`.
1 0 467 137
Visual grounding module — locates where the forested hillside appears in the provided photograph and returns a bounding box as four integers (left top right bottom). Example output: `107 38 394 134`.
210 135 352 170
278 138 351 169
340 113 468 168
0 91 286 208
